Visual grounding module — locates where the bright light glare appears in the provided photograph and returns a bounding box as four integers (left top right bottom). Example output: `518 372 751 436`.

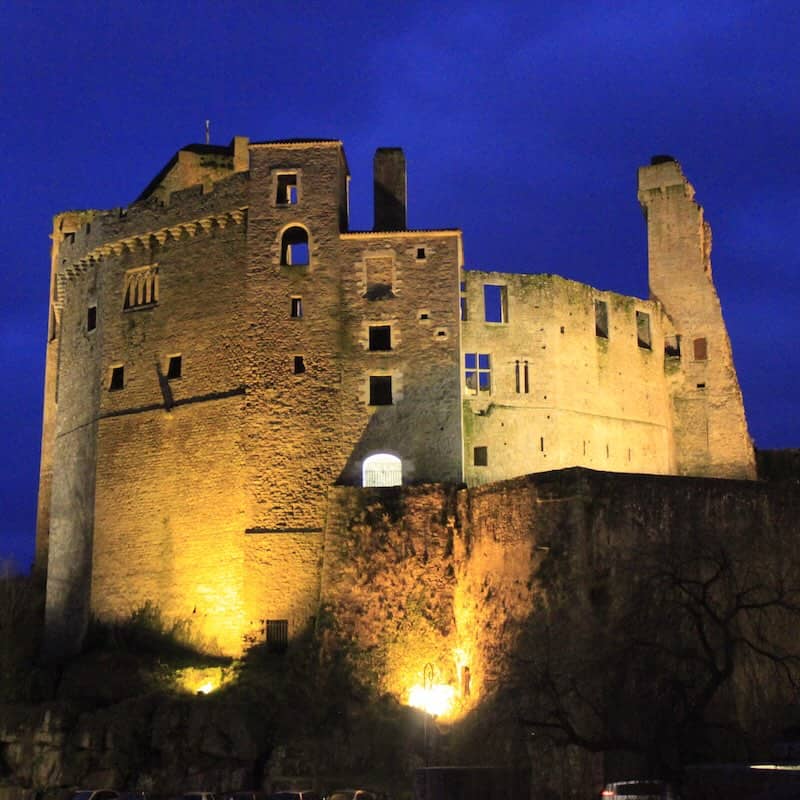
408 683 456 717
197 681 215 694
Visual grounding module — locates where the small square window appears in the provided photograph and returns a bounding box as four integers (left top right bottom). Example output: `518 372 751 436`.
291 297 303 318
369 375 393 405
369 325 392 351
87 305 97 332
276 174 298 205
109 365 124 391
167 355 182 380
294 355 306 374
473 446 488 467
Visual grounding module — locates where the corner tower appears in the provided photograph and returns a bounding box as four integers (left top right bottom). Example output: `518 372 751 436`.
638 157 755 479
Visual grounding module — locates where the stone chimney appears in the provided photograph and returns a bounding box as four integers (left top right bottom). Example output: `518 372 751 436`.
373 148 407 231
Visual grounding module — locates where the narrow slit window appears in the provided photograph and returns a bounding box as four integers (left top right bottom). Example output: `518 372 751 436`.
693 337 708 360
87 305 97 332
595 300 608 338
484 284 508 323
294 355 306 374
523 360 529 393
473 446 488 467
460 296 468 321
369 375 393 405
515 360 520 393
276 174 298 205
369 325 392 351
636 311 651 350
167 355 182 379
290 297 303 318
109 365 124 391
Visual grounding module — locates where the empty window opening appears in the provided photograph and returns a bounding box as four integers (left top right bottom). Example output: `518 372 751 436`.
515 361 520 393
63 232 75 244
460 296 468 321
167 355 182 380
276 174 298 205
85 223 91 235
290 296 303 318
696 382 706 389
473 446 488 467
540 436 545 452
484 284 508 323
560 326 565 334
465 353 491 394
87 305 97 332
109 365 124 391
265 619 289 653
123 265 159 309
419 311 429 320
416 247 426 259
369 325 392 351
664 335 681 358
636 311 651 349
595 300 609 338
280 226 309 266
460 281 466 292
294 355 306 374
362 453 402 487
693 337 708 360
523 361 529 393
435 328 447 338
369 375 393 405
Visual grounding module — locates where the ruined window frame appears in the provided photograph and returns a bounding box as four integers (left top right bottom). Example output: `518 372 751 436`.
273 169 301 207
108 364 125 392
464 353 491 395
595 299 609 339
280 225 311 267
636 310 652 350
483 284 509 324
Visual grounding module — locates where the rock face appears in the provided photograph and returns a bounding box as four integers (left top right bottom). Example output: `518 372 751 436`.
0 694 271 797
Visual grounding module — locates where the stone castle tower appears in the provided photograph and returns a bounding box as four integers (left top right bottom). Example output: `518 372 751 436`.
37 139 754 657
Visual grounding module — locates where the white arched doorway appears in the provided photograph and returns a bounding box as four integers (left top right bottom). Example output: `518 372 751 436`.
362 453 402 487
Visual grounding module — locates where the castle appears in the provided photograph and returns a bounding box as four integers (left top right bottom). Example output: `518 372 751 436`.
37 137 755 658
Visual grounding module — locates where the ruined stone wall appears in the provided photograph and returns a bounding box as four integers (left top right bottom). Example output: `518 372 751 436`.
461 272 674 485
638 159 754 479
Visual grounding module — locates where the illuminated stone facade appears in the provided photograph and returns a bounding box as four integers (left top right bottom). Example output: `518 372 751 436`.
36 138 754 658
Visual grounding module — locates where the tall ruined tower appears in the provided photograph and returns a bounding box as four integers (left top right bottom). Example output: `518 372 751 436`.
638 157 755 479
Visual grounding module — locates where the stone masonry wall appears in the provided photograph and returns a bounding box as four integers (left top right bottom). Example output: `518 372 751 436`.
461 272 674 485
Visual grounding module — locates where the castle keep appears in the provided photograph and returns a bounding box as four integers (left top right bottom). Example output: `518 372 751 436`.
37 137 754 657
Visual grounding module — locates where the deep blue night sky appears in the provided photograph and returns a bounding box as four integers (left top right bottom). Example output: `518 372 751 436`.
2 1 798 570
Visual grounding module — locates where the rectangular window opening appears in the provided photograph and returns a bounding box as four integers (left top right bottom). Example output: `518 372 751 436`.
87 305 97 332
484 284 508 323
523 360 530 393
460 296 468 321
167 355 182 380
294 355 306 374
290 296 303 318
276 174 298 205
416 247 426 259
636 311 652 350
265 619 289 653
473 446 488 467
464 353 491 394
369 375 393 405
109 365 124 391
368 325 392 351
515 361 520 393
595 300 608 338
693 337 708 361
665 335 681 358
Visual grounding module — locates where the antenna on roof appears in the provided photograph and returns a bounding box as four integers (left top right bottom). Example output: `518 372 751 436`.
205 120 210 145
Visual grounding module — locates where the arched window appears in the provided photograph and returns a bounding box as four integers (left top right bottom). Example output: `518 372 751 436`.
280 226 310 266
362 453 402 487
